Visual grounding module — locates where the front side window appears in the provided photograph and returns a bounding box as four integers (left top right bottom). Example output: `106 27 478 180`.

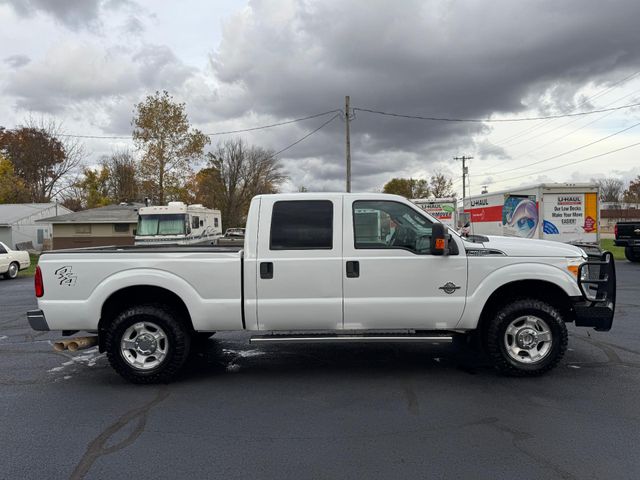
353 200 433 254
192 216 200 229
270 200 333 250
137 214 186 236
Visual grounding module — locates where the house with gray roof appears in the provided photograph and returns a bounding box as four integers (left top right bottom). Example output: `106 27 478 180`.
0 203 72 250
39 203 142 250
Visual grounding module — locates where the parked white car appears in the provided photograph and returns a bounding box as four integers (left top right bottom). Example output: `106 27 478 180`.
0 241 30 280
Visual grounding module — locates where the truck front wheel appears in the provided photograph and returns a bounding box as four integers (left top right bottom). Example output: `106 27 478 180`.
625 247 640 262
104 304 191 384
485 298 568 376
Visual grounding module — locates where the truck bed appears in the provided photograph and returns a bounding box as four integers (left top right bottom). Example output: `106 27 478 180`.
37 245 244 332
42 244 243 254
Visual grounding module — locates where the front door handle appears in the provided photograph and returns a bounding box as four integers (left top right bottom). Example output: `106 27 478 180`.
260 262 273 279
346 260 359 278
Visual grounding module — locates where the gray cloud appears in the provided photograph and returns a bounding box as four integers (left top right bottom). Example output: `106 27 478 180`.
0 0 135 30
3 54 30 68
4 43 194 114
208 0 640 191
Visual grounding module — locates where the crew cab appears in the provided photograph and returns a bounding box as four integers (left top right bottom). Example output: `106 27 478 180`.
27 193 616 383
615 221 640 262
0 241 30 280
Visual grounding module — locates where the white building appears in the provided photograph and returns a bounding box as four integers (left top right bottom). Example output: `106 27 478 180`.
0 203 72 250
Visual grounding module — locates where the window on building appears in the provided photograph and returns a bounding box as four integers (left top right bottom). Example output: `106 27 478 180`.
37 229 44 244
270 200 333 250
113 224 129 233
353 200 433 254
74 224 91 234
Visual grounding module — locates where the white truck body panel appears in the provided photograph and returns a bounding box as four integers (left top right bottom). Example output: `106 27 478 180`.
254 194 344 330
35 193 588 335
342 197 467 330
38 250 242 331
463 183 600 244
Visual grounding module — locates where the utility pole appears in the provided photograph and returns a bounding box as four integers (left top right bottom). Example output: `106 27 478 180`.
345 95 351 193
454 155 473 200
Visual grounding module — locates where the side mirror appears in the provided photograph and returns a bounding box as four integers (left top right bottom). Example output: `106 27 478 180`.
430 223 448 256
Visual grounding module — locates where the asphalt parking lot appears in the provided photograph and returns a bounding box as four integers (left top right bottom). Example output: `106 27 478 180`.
1 262 639 479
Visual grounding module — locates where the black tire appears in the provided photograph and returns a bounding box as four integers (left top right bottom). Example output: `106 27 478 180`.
625 247 640 263
104 304 191 384
485 298 568 376
3 262 19 280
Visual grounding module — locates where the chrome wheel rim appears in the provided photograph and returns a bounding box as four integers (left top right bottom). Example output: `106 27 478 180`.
8 263 18 278
504 315 553 364
121 321 169 370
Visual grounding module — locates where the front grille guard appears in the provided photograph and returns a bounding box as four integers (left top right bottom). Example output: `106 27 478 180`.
577 251 616 305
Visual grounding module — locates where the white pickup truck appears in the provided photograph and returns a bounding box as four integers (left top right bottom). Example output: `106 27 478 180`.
27 193 616 383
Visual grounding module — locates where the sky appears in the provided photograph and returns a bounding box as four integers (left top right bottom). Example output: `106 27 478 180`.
1 0 640 197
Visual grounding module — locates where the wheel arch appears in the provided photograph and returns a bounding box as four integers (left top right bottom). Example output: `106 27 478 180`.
98 285 194 352
476 279 575 338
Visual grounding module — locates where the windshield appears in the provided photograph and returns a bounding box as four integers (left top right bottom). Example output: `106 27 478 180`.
137 214 187 236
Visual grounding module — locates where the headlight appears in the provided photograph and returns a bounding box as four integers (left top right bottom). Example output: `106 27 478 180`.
566 257 586 279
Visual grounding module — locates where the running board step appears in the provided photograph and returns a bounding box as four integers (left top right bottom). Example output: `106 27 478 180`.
250 334 453 344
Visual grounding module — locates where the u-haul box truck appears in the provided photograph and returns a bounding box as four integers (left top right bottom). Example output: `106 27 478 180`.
412 197 458 227
462 183 599 244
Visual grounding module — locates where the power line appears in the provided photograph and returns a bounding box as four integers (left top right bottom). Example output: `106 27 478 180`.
474 86 640 173
495 86 640 151
55 110 341 140
267 113 340 159
476 119 640 177
483 141 640 187
491 69 640 145
353 101 640 123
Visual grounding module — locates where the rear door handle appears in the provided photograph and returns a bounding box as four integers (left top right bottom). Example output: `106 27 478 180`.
260 262 273 279
346 260 359 278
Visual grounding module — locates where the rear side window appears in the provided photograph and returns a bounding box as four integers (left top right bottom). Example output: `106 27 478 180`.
270 200 333 250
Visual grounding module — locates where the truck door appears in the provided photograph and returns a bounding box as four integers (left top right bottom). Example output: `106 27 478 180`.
255 197 343 330
342 198 467 330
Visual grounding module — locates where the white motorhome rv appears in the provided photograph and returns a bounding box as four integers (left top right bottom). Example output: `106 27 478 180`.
462 183 600 244
135 202 222 245
412 197 457 227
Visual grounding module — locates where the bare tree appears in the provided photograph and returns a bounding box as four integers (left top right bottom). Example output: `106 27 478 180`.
102 150 139 203
593 177 624 204
429 172 455 198
195 138 287 228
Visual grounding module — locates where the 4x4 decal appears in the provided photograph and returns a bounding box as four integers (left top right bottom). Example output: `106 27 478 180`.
54 266 77 286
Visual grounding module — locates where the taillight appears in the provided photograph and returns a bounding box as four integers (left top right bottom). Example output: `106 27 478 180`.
614 224 618 238
35 266 44 298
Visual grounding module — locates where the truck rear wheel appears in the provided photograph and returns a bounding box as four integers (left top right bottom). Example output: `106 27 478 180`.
625 247 640 262
104 304 191 384
485 298 567 376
